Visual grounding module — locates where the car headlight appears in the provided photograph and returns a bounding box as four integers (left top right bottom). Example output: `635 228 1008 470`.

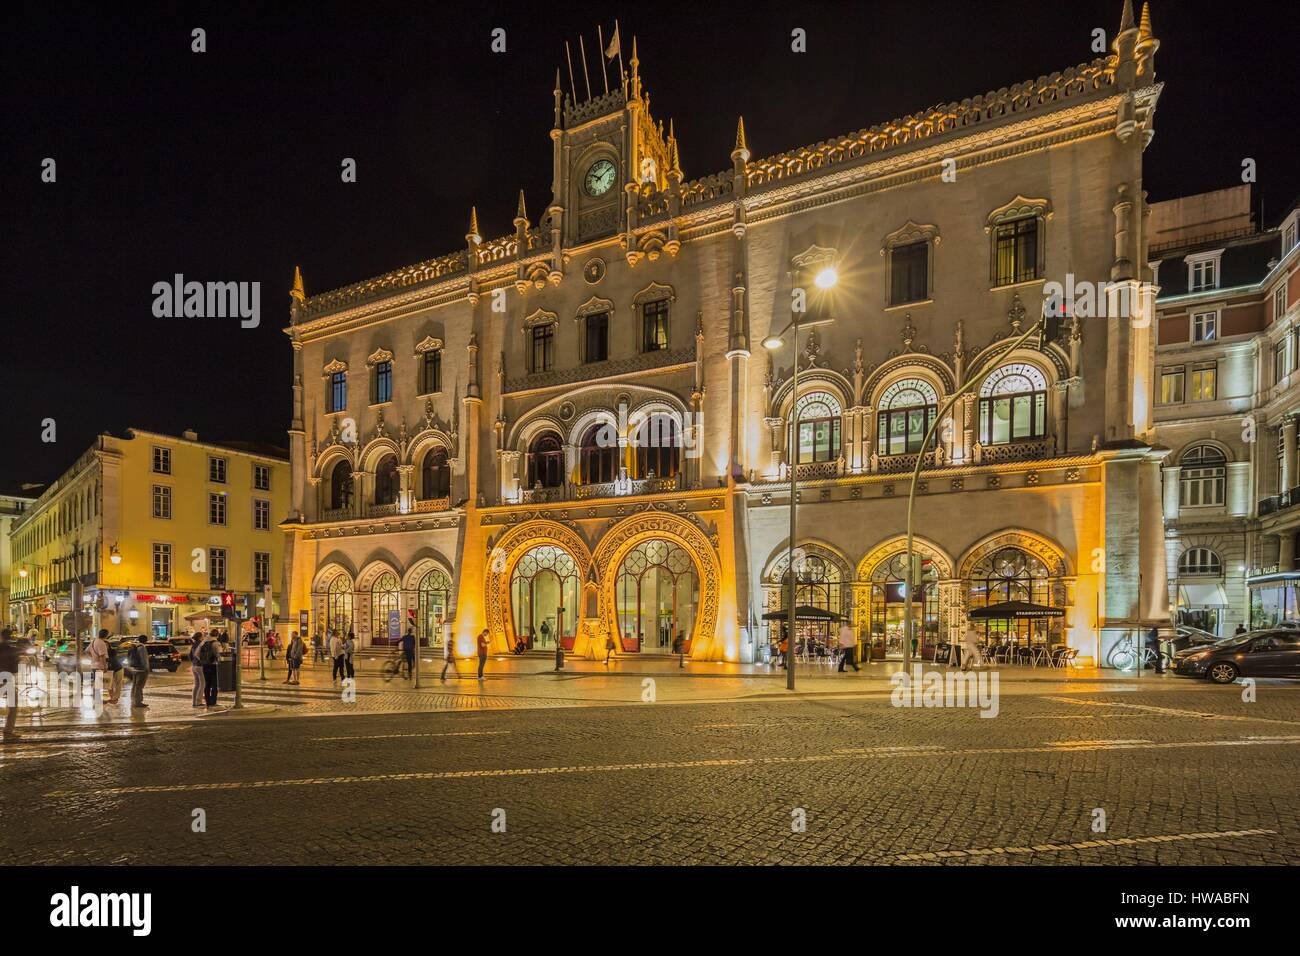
1187 650 1212 661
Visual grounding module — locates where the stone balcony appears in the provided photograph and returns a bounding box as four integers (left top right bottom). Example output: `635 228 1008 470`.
515 475 682 505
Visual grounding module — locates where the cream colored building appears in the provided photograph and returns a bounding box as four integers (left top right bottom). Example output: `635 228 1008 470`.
9 429 289 638
283 2 1169 666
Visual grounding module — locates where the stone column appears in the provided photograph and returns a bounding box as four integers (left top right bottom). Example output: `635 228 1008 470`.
764 417 783 478
1052 381 1070 454
351 471 367 519
1280 533 1296 573
1282 418 1297 496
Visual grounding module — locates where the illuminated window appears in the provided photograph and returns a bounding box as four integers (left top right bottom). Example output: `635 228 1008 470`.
993 217 1039 285
579 423 619 484
325 574 352 636
1179 445 1226 507
631 414 680 479
1189 362 1217 401
417 568 452 647
978 364 1047 445
510 545 579 650
793 392 842 463
1178 548 1222 576
527 432 565 489
1159 366 1185 405
876 379 938 456
615 539 699 654
370 572 401 646
642 300 670 352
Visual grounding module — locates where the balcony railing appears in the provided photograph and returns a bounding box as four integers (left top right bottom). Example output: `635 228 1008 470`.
320 507 352 522
794 460 841 480
974 437 1055 465
573 475 680 501
413 496 451 513
1258 489 1300 517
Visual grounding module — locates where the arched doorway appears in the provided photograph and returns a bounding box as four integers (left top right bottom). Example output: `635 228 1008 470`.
370 572 401 646
614 539 699 653
764 547 849 659
965 546 1056 646
325 573 353 637
416 567 452 647
856 537 953 661
509 545 580 650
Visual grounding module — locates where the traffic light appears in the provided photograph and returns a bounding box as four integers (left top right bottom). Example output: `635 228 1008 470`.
1038 295 1064 349
220 592 236 620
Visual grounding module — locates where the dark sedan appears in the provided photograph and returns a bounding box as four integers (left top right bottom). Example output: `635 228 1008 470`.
1172 630 1300 684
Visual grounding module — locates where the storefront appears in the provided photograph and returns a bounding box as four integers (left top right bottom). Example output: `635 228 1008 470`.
1174 580 1229 636
1246 571 1300 629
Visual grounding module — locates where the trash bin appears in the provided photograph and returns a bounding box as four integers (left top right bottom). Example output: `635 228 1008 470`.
216 655 236 691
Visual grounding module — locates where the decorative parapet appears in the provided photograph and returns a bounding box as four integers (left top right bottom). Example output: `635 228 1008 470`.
413 496 451 513
680 171 735 209
302 249 468 317
563 88 627 127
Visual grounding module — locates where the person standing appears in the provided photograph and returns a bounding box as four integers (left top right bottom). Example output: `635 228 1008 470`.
672 632 686 669
961 623 982 672
1 628 21 743
441 633 457 681
128 636 151 709
329 630 346 683
285 631 305 685
88 629 111 699
836 623 860 673
189 632 206 706
1146 626 1165 674
604 634 616 665
199 631 220 707
476 629 490 679
1234 622 1247 636
400 629 416 679
344 631 356 679
312 631 324 664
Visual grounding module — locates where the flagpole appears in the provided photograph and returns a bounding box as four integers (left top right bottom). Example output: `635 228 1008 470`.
614 21 625 90
597 25 609 96
565 41 578 107
578 35 592 101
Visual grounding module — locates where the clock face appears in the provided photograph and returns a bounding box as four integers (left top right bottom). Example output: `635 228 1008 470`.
584 159 617 197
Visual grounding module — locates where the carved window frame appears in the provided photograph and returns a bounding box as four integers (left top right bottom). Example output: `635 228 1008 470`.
322 359 349 415
985 196 1051 288
881 221 940 308
575 296 615 365
414 337 444 396
631 282 675 354
366 347 395 407
524 308 559 374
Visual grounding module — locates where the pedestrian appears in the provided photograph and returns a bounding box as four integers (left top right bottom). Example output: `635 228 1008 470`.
188 631 206 706
313 630 324 664
400 628 416 679
777 636 789 668
199 631 220 706
476 629 490 679
441 634 457 681
88 628 111 698
265 631 277 660
836 623 860 672
1 628 21 743
330 630 346 682
128 636 151 709
604 634 616 665
344 631 356 679
672 632 686 668
105 633 124 703
1234 622 1247 636
1146 626 1165 674
961 623 982 672
285 631 305 685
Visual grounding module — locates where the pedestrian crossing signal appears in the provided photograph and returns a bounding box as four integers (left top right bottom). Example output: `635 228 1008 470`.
220 591 236 620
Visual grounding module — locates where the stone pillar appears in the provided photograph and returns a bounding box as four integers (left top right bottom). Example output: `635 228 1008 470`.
351 471 367 519
1052 381 1069 454
501 450 522 502
764 417 783 478
1282 418 1297 495
396 464 414 514
959 394 976 465
1280 533 1296 573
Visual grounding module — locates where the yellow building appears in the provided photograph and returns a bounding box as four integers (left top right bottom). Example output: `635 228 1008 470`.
8 429 289 639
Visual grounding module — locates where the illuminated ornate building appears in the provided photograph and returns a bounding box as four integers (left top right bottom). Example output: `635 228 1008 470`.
283 2 1169 665
1152 186 1300 633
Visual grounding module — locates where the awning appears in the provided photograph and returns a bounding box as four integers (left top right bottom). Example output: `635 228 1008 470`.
969 601 1064 620
761 605 845 622
1178 582 1228 607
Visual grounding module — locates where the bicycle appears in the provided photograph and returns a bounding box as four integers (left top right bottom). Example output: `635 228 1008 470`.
1106 633 1167 672
380 646 406 682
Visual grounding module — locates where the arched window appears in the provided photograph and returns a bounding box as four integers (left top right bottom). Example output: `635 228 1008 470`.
965 547 1056 646
579 423 620 485
325 575 352 636
374 454 399 506
769 552 846 619
615 540 699 653
978 364 1047 445
329 460 353 511
876 379 939 456
421 447 450 500
510 546 580 649
1178 548 1223 575
631 413 680 480
868 552 939 659
527 432 565 489
417 568 452 646
1179 444 1226 507
370 572 401 646
793 391 842 463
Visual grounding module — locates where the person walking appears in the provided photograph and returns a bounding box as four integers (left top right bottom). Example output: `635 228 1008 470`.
188 632 206 706
604 634 616 665
88 628 111 699
1 628 21 743
105 635 124 703
128 636 151 709
672 632 686 669
836 623 860 672
440 633 457 681
476 629 491 679
330 630 346 683
312 631 324 664
265 631 277 661
344 631 356 679
1146 626 1165 674
285 631 305 685
399 629 416 679
961 623 983 672
199 631 220 707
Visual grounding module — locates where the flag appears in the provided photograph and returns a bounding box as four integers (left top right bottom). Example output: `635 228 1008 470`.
605 24 620 60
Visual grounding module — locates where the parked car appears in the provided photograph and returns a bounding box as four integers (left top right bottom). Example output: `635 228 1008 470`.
113 638 183 673
1172 630 1300 684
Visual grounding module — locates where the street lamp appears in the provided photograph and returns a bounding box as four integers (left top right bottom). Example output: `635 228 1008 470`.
109 544 122 565
765 265 838 690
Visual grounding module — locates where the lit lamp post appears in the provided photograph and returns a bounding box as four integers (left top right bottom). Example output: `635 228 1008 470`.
764 265 838 691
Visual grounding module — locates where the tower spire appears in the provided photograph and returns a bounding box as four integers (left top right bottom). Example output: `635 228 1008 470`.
290 265 305 302
467 206 481 244
514 190 528 226
1119 0 1136 33
1138 1 1152 39
732 116 749 161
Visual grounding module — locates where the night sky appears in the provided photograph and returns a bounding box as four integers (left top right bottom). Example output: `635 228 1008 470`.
4 0 1296 493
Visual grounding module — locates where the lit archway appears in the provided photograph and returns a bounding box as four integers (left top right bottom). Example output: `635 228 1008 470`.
485 520 592 652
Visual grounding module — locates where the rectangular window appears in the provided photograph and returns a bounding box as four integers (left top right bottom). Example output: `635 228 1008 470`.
531 325 555 372
1159 367 1185 405
152 543 171 587
890 241 929 305
642 300 670 352
152 484 172 519
420 351 442 394
993 217 1038 285
254 551 271 589
209 456 227 483
329 371 347 412
209 492 226 526
374 360 393 404
152 446 171 475
253 463 271 491
585 312 609 363
209 547 227 590
253 498 271 531
1284 221 1298 254
1190 258 1218 292
1275 336 1295 385
1275 284 1289 322
1192 310 1218 343
1189 362 1217 402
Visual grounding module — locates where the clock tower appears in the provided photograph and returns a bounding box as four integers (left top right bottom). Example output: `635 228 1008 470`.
548 33 675 250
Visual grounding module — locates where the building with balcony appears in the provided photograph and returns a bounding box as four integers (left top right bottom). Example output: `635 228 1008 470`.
283 2 1170 665
8 429 288 639
1153 185 1300 633
0 491 38 629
